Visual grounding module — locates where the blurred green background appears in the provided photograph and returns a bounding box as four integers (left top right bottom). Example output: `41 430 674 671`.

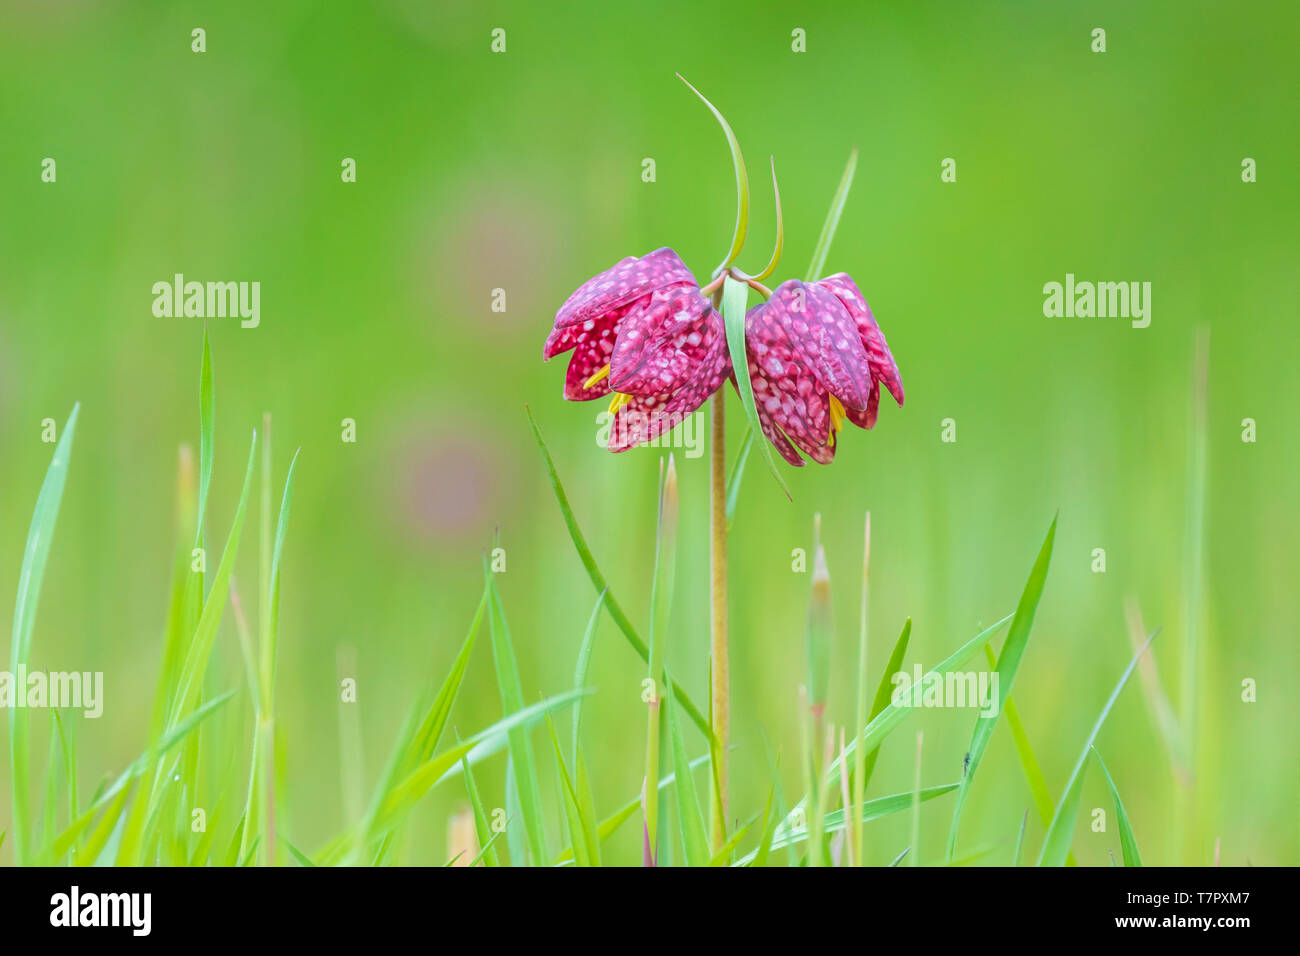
1 0 1296 865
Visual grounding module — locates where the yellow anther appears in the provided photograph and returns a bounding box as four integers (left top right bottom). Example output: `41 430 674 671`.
829 395 846 443
608 392 632 414
583 364 612 390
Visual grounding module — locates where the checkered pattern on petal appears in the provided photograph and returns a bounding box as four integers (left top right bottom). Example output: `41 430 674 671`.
816 273 904 406
741 298 836 466
760 280 873 412
550 248 697 334
608 284 713 396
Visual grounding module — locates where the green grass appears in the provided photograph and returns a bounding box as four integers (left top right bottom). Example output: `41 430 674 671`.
0 338 1239 867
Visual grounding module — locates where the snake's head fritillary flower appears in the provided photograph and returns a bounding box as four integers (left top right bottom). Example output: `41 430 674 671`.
741 273 903 465
544 247 730 451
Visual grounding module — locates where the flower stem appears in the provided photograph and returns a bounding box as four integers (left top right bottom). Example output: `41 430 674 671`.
708 387 729 850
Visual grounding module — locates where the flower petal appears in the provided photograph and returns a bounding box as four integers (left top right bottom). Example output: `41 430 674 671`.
844 380 880 430
604 392 683 453
743 299 835 465
761 280 873 411
604 316 731 452
816 273 904 406
607 284 712 395
552 247 698 332
559 314 620 400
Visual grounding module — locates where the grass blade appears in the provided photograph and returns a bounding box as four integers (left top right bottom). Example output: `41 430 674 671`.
370 688 589 842
980 642 1077 866
48 689 234 861
8 403 79 864
805 147 859 281
721 276 792 495
168 429 259 725
1038 631 1158 866
750 761 781 868
723 428 754 531
1093 746 1143 866
856 618 913 801
664 670 710 866
947 515 1057 860
545 715 598 866
551 750 712 865
571 590 605 763
785 614 1012 830
196 333 215 534
484 565 547 865
526 405 713 740
676 74 748 272
740 784 959 862
1013 808 1029 866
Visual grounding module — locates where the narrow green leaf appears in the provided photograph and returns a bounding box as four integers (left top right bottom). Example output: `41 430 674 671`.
8 403 79 864
573 748 601 867
747 156 784 281
285 840 316 867
460 753 498 868
945 843 1002 867
467 828 505 867
571 590 605 763
856 619 912 804
504 757 525 866
370 688 589 846
782 615 1013 830
1038 632 1158 866
259 447 300 712
526 405 713 740
484 566 547 865
551 750 712 865
664 671 711 866
709 817 754 866
751 763 781 868
1093 746 1143 866
410 587 486 770
48 690 235 860
948 515 1057 860
740 784 959 863
806 148 859 282
677 74 748 272
75 781 134 867
197 333 215 535
647 455 678 684
723 428 754 531
1013 809 1029 866
169 429 259 724
545 715 596 866
981 642 1076 865
720 276 792 496
53 710 78 827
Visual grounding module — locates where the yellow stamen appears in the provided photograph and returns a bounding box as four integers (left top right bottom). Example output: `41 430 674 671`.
583 364 612 390
829 395 846 444
609 392 632 414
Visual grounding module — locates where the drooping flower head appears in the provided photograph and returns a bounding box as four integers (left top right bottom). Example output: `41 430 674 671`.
741 273 903 465
543 78 904 469
543 248 730 451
